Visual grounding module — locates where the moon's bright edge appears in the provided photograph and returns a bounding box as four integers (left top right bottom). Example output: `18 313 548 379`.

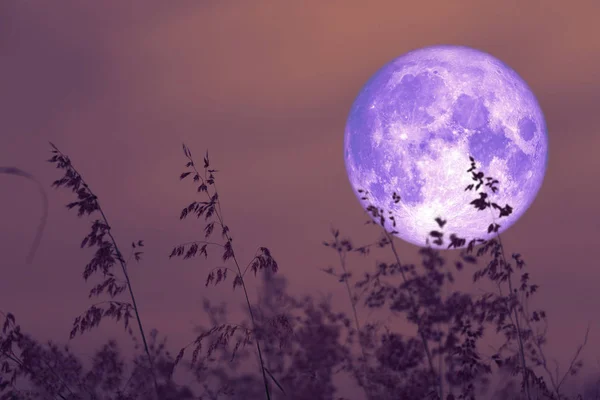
344 46 548 248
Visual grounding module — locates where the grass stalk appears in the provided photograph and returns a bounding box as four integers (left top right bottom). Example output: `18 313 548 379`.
330 230 373 400
46 143 160 399
176 145 273 399
0 167 48 264
386 232 443 400
488 207 532 400
213 182 273 400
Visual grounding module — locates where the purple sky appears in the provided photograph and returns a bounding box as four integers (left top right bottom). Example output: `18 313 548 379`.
1 0 599 395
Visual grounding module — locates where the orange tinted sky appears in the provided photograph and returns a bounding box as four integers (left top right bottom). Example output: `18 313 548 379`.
1 0 599 396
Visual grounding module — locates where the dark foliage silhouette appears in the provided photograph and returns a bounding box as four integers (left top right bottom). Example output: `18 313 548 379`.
0 143 596 400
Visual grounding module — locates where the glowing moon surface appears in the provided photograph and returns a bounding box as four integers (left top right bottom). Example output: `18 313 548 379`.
344 45 548 248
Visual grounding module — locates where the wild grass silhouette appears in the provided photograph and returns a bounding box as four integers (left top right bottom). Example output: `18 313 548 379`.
0 142 596 400
0 166 48 264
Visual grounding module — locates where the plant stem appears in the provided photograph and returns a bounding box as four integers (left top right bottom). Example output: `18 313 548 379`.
212 181 272 400
182 147 272 399
72 181 160 399
51 146 160 398
485 202 531 400
0 167 48 264
336 248 372 400
495 231 532 400
386 232 442 400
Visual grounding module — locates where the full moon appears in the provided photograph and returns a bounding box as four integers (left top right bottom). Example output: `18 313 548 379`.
344 45 548 249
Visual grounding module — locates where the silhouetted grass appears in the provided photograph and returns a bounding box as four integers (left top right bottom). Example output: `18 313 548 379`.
0 167 48 264
168 144 281 399
0 143 596 400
